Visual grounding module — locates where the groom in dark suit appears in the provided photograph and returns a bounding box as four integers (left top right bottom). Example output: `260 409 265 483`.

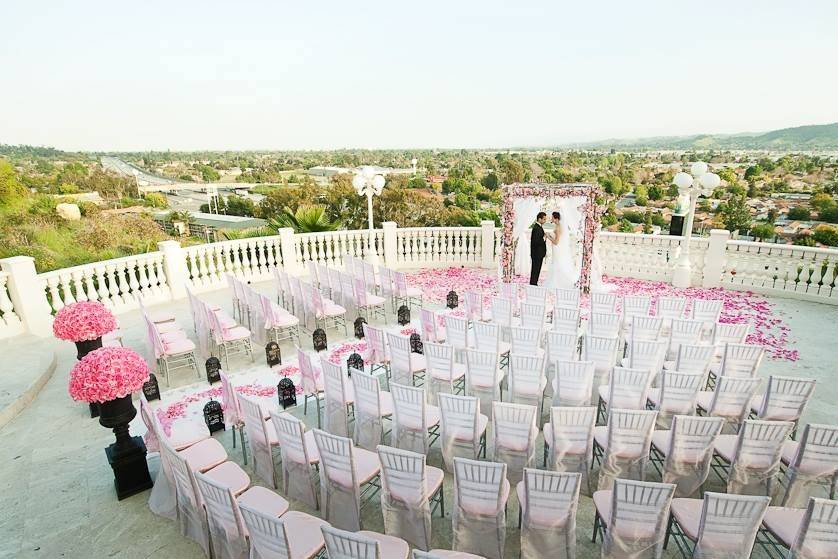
530 212 547 285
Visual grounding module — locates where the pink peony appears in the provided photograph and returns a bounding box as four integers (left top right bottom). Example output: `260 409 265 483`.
68 347 150 403
53 301 118 342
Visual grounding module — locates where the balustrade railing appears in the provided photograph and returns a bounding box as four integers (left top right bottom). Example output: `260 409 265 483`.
395 227 482 266
0 271 24 339
598 232 686 282
295 230 375 268
183 235 285 292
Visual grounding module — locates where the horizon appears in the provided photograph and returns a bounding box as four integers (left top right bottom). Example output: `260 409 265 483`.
2 0 837 151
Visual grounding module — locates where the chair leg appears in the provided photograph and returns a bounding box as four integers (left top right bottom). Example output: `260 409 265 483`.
592 511 600 543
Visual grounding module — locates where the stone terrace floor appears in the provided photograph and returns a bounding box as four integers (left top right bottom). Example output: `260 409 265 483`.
0 268 835 558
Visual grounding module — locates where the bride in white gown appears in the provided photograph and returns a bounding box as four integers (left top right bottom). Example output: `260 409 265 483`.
544 211 577 289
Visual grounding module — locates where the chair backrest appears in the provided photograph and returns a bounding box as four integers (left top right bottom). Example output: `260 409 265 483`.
756 375 816 422
500 282 519 304
377 444 427 505
622 295 651 319
524 285 548 307
666 415 724 466
790 423 838 477
607 367 653 412
328 266 342 293
520 301 546 330
297 347 320 396
307 260 319 286
321 357 349 403
351 370 382 422
364 324 387 363
439 393 480 442
674 343 715 377
548 406 596 463
390 382 427 435
553 287 580 310
492 401 537 452
712 321 750 346
143 312 166 359
473 321 502 354
607 479 675 552
220 371 242 427
553 361 595 406
238 393 275 487
393 271 411 297
656 296 686 319
445 315 470 350
453 457 507 516
313 429 358 489
464 291 484 322
340 272 355 304
160 437 200 510
589 311 621 338
353 277 371 307
582 335 619 371
138 393 160 452
630 316 663 341
465 349 500 392
605 409 658 459
490 297 513 328
322 523 380 559
668 318 704 353
546 331 578 363
420 309 442 342
694 493 770 555
656 370 703 414
508 353 545 400
361 261 377 289
387 332 414 384
521 469 581 528
691 298 723 324
591 292 618 314
239 503 295 559
194 469 247 550
730 419 794 473
626 339 667 378
378 266 395 297
706 376 762 422
510 326 541 355
551 307 580 335
271 411 312 466
423 341 454 380
791 497 838 557
719 343 764 377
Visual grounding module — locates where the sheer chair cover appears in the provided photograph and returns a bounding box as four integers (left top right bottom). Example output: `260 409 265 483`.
648 370 703 428
365 325 390 373
313 429 369 531
421 309 445 343
591 292 619 314
160 439 211 554
377 444 435 550
509 326 542 357
690 299 723 330
788 497 838 559
698 376 762 433
464 349 502 417
145 401 177 520
551 307 581 336
518 469 580 559
491 402 538 485
524 285 548 307
452 458 509 559
552 287 580 310
322 357 353 437
244 284 268 345
722 419 794 496
352 370 388 450
439 393 487 472
626 316 663 343
240 504 328 559
599 479 675 559
490 297 514 331
657 415 724 497
379 266 395 308
473 322 508 360
597 409 658 491
713 343 764 378
519 302 546 331
195 470 254 559
298 347 324 427
390 382 436 454
621 295 651 331
589 312 622 339
752 375 816 425
238 393 277 488
666 318 703 360
322 525 404 559
271 411 319 509
583 335 620 400
500 282 520 309
552 360 595 407
507 353 546 410
601 367 653 417
623 339 666 382
680 492 769 559
445 315 472 356
711 321 750 347
782 424 838 507
220 371 243 432
465 291 488 323
655 296 686 324
424 341 464 404
546 332 580 391
545 406 596 494
665 343 714 382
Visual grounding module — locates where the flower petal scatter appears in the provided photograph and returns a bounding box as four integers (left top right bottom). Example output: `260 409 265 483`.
68 347 149 403
53 301 118 342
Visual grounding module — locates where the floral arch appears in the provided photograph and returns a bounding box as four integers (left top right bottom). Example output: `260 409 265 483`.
501 183 603 292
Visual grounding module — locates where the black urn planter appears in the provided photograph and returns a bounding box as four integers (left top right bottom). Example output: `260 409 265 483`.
98 394 153 500
75 337 104 418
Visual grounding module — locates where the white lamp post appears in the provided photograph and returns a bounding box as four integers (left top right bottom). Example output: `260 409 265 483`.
353 166 386 265
411 158 418 175
671 162 721 287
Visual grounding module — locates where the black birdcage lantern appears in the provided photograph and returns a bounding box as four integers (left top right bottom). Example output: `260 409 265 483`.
410 333 424 354
347 352 364 376
312 328 327 352
205 357 222 384
142 373 161 402
446 290 459 309
265 341 282 368
203 399 225 433
277 378 297 409
354 316 367 339
397 305 410 326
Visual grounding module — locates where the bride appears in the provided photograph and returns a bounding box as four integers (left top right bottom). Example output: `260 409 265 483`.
544 211 577 289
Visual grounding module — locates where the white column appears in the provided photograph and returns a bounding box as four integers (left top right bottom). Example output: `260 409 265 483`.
382 221 398 268
480 221 496 269
156 240 189 300
0 256 53 336
277 228 301 274
702 229 730 288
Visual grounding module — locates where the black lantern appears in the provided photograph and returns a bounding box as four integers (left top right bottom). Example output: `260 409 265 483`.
354 316 367 339
142 373 161 402
265 342 282 368
277 378 297 409
347 352 364 376
313 328 327 352
205 356 222 384
447 290 459 309
397 305 410 326
203 399 225 433
410 333 424 354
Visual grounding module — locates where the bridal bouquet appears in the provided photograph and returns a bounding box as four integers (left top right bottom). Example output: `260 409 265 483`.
68 347 149 403
52 301 118 342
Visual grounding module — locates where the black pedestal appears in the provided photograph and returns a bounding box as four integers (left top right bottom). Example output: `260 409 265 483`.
105 436 153 500
670 214 685 236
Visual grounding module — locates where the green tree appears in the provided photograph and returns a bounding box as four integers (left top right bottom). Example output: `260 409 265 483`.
618 218 634 233
811 193 836 213
721 195 752 234
0 160 27 205
268 205 340 233
787 206 811 221
820 206 838 223
642 210 653 234
750 222 776 241
813 225 838 246
498 158 526 185
196 164 220 182
480 172 500 190
225 195 256 217
648 185 663 201
634 185 648 206
766 208 778 223
793 234 816 247
143 192 168 208
744 165 763 183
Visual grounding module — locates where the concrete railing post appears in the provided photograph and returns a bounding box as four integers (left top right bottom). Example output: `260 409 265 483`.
157 240 190 299
702 229 730 288
382 222 398 267
277 228 301 274
0 256 53 336
480 221 496 269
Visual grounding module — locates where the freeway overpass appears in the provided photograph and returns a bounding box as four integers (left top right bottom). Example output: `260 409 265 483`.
101 156 255 193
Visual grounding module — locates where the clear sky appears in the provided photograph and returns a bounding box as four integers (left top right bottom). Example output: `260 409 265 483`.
2 0 837 151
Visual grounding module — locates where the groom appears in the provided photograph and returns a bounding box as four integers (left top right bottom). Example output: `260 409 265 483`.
529 212 547 285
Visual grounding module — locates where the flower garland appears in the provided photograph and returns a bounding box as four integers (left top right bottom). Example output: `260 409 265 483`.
53 301 118 342
68 347 149 403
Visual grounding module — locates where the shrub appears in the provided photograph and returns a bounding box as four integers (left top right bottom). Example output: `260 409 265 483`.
813 225 838 247
143 192 168 208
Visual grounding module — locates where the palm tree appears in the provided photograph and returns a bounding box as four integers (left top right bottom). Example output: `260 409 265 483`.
268 204 341 233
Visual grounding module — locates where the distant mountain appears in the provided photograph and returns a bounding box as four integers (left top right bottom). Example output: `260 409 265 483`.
565 122 838 151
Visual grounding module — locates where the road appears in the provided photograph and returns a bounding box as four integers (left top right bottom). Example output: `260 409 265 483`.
101 156 256 193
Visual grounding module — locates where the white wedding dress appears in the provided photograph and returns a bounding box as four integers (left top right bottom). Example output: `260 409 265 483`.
544 222 578 289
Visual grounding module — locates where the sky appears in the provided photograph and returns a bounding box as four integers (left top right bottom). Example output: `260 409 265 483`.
1 0 837 151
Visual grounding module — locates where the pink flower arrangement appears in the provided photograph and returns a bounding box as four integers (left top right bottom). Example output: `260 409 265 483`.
53 301 118 342
68 347 150 403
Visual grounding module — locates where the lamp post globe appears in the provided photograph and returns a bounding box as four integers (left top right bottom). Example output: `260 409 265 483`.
354 168 386 266
672 162 715 288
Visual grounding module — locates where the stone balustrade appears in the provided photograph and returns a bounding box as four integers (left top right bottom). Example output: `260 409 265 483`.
0 222 835 339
